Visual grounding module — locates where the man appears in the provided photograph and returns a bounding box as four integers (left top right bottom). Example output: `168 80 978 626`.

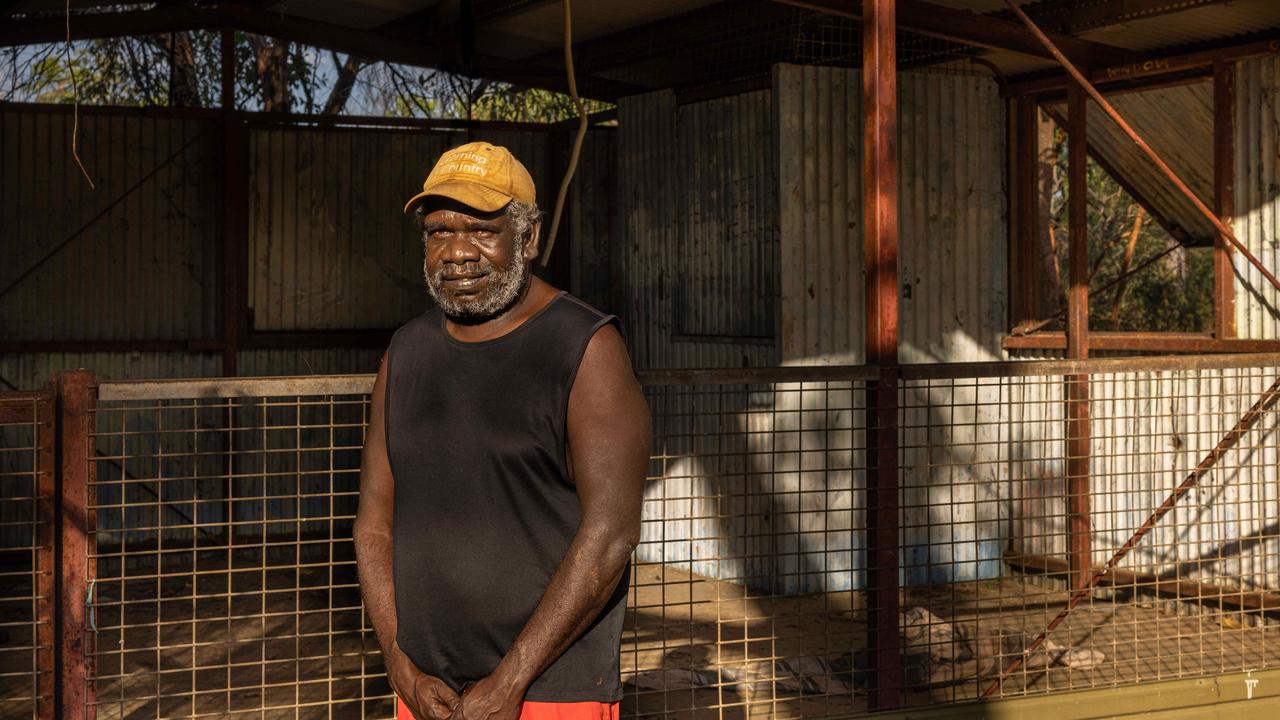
354 142 649 720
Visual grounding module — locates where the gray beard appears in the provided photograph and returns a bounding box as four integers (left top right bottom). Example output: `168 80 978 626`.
424 245 531 325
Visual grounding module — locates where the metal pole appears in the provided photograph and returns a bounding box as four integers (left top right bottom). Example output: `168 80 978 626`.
55 370 96 720
1002 0 1280 294
863 0 902 709
1066 85 1091 590
1213 60 1237 339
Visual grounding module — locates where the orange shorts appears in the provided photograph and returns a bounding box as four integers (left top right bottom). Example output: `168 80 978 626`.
396 697 619 720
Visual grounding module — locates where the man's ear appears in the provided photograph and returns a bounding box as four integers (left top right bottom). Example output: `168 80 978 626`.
523 218 542 261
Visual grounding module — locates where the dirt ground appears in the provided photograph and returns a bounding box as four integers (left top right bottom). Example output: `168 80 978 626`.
3 558 1279 720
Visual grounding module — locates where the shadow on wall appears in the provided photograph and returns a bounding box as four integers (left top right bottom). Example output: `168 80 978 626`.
636 377 1031 594
636 365 1280 597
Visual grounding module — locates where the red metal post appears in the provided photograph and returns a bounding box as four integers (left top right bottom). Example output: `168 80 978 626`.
55 371 96 720
1066 85 1092 590
1214 60 1237 340
863 0 902 710
35 389 56 720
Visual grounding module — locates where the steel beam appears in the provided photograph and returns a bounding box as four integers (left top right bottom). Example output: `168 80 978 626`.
1005 36 1280 96
863 0 902 710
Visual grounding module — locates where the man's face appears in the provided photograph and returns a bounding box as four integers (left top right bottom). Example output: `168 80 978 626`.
421 204 535 325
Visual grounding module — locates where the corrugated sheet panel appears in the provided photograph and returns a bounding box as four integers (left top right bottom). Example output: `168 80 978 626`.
777 65 1008 365
0 110 219 341
615 90 779 370
777 64 863 365
247 126 554 332
898 71 1008 364
569 129 621 316
1235 55 1280 340
1049 82 1216 246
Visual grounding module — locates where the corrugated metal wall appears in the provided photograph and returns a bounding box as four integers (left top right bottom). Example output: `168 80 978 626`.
569 129 621 316
637 67 1011 590
1235 55 1280 339
246 126 554 332
0 108 572 389
776 65 1008 365
614 89 780 370
0 110 219 343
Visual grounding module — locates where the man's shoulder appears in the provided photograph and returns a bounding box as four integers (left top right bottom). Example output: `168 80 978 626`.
389 307 441 350
554 292 615 327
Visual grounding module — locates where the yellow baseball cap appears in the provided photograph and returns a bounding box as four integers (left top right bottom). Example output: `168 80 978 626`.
403 142 537 214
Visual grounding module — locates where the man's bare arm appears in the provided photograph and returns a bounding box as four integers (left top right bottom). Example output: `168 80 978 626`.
454 325 650 720
355 355 459 720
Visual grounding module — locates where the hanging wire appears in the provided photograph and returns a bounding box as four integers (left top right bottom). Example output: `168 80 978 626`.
540 0 587 268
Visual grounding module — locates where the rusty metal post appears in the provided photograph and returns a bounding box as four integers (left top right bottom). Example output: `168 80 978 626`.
35 389 56 720
55 371 96 720
1214 60 1237 340
1066 85 1092 590
863 0 902 709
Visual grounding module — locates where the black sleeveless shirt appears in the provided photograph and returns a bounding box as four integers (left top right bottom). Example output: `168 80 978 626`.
384 292 627 702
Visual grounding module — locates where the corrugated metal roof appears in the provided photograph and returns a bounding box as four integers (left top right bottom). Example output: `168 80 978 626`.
1078 0 1280 53
1048 80 1217 246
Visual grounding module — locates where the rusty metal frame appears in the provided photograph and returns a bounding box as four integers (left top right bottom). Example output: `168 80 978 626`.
985 0 1280 698
1004 1 1280 295
1004 36 1280 97
1065 84 1091 590
863 0 902 710
54 371 96 720
984 372 1280 697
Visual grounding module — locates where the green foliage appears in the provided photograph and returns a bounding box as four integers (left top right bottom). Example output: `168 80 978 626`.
1048 126 1213 333
3 31 611 122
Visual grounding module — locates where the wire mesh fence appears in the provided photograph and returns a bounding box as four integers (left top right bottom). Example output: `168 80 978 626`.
88 378 380 720
13 354 1280 718
0 390 55 720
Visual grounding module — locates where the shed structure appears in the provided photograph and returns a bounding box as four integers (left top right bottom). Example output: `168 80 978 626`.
3 1 1280 719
